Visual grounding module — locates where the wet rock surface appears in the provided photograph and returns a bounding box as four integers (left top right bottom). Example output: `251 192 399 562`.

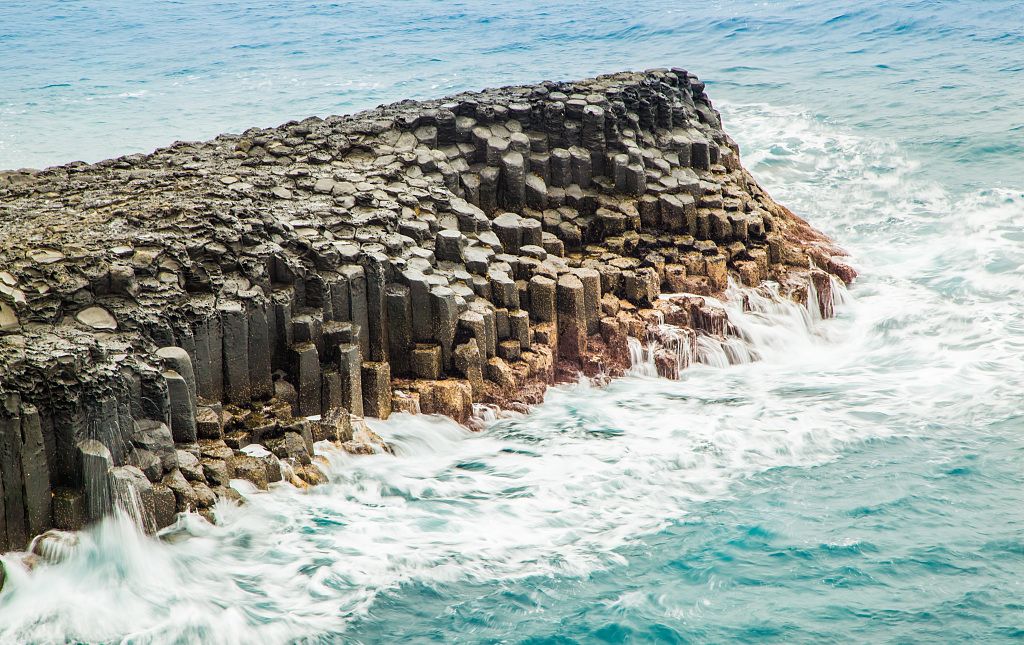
0 68 853 552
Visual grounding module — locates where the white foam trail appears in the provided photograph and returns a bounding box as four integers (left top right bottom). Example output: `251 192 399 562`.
28 530 79 565
626 309 699 378
0 359 875 643
111 472 156 536
694 334 731 368
629 277 847 376
704 280 831 366
626 336 652 375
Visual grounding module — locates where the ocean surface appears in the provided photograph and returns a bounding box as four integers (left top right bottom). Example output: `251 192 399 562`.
2 1 1024 642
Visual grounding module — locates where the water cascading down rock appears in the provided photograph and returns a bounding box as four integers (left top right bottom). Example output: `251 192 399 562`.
0 68 855 553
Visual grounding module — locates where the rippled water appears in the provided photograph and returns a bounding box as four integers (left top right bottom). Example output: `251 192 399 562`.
2 1 1024 642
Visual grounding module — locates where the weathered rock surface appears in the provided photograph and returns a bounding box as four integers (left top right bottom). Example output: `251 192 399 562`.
0 68 853 552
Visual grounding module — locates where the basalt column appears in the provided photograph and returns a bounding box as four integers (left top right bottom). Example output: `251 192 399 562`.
0 68 854 551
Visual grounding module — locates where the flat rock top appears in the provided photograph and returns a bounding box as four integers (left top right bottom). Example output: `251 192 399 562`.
0 69 720 331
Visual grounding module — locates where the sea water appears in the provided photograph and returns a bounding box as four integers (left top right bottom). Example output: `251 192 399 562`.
1 1 1023 642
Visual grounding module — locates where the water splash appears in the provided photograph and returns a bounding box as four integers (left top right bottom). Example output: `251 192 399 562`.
110 467 157 535
0 291 868 644
626 321 697 379
27 530 80 565
629 278 849 376
714 280 827 362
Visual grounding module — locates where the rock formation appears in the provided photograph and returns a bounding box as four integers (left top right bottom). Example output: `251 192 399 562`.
0 68 853 553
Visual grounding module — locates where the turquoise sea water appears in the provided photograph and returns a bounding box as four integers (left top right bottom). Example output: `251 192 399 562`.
2 1 1024 642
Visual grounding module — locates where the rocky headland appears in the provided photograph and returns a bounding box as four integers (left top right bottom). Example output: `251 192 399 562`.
0 69 853 561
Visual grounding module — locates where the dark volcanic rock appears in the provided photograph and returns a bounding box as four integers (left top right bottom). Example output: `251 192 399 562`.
0 69 854 551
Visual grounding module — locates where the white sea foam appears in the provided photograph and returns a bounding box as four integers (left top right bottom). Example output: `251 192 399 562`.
0 285 866 643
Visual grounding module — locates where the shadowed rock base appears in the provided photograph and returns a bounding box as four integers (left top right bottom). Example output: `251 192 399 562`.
0 68 853 553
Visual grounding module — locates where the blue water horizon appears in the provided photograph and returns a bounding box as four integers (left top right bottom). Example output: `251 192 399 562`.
2 1 1022 190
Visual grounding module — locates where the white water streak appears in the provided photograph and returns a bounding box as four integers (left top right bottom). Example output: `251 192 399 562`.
630 278 845 376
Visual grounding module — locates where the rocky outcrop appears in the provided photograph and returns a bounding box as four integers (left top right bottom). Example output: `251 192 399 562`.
0 68 853 553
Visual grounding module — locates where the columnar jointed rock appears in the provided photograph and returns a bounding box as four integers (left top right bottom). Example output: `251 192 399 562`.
0 68 854 550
